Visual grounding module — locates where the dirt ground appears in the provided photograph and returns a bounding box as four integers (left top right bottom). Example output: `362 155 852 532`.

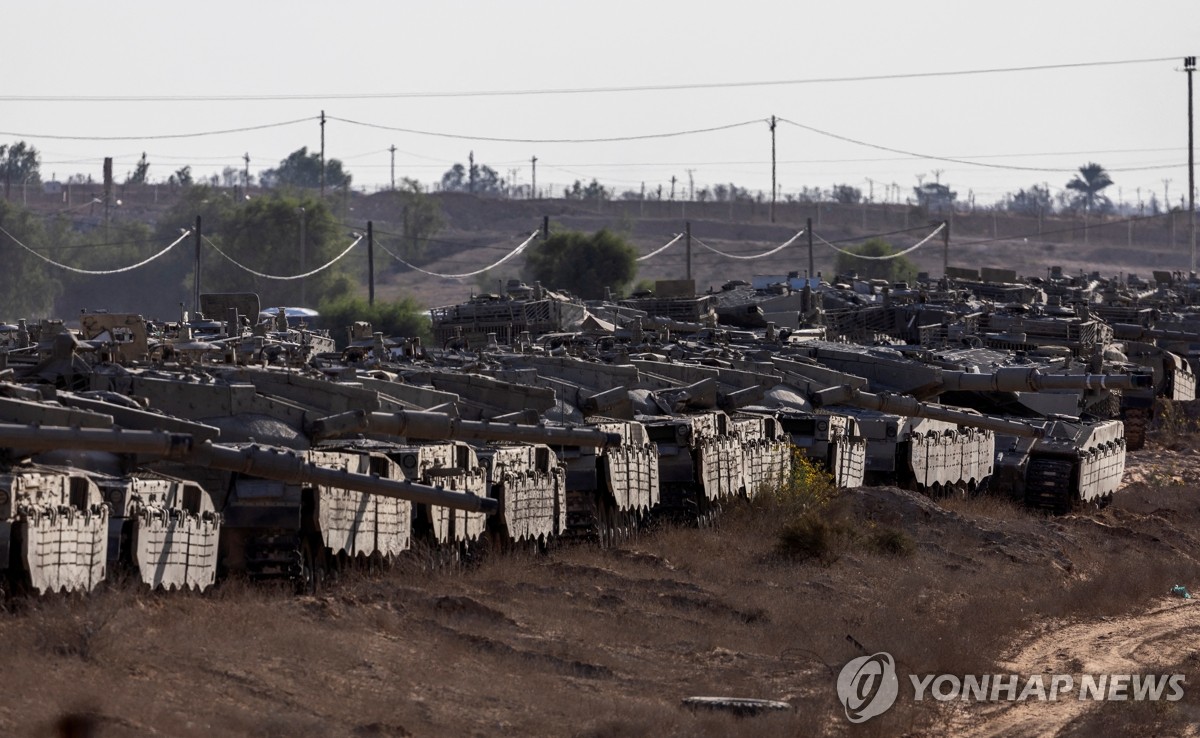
3 421 1200 737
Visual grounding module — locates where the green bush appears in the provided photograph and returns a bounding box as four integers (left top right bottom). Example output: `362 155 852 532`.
832 237 918 283
316 295 430 347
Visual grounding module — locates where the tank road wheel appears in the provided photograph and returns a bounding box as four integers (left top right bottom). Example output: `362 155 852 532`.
1123 407 1149 451
296 534 326 596
598 502 617 549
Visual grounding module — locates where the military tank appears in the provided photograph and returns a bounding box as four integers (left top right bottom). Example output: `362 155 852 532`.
0 464 109 595
475 443 565 548
1107 323 1200 448
311 408 646 547
0 420 494 593
991 417 1127 513
640 409 745 522
811 385 1044 495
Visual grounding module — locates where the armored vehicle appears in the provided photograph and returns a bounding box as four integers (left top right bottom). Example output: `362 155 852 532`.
476 443 566 547
811 386 1044 495
992 417 1127 513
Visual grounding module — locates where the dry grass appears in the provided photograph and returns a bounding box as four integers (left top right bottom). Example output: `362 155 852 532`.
3 443 1200 736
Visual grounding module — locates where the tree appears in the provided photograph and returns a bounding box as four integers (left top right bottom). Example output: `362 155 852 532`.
523 229 638 300
831 184 863 204
913 182 956 212
441 160 505 195
474 164 503 195
259 147 351 189
564 179 609 201
0 199 62 317
0 141 41 193
151 187 354 314
832 237 918 283
1065 162 1113 213
127 152 150 185
169 166 193 187
1005 184 1054 216
316 295 431 346
49 217 157 317
440 163 467 192
387 178 443 259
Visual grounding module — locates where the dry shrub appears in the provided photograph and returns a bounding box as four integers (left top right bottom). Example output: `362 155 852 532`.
1153 398 1200 445
776 512 837 562
757 450 839 517
941 492 1033 522
863 525 914 557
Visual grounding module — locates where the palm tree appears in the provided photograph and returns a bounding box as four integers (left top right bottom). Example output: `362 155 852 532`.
1065 162 1113 213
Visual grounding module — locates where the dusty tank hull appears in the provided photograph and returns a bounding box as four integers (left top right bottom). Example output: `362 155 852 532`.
731 413 792 498
993 418 1127 513
386 442 490 546
840 410 996 494
95 473 220 591
770 410 866 488
477 443 566 545
0 467 108 595
641 410 744 519
557 418 660 543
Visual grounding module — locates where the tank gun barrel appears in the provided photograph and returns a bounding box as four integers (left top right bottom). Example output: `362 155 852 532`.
0 423 497 514
310 409 621 448
939 367 1151 393
811 386 1045 439
1112 323 1200 343
190 441 497 513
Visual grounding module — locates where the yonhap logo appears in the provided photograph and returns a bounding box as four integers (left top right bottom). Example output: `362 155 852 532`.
837 652 899 723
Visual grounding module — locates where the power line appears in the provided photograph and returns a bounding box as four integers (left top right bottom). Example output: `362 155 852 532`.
328 115 763 144
952 211 1174 248
0 57 1175 102
777 118 1184 174
0 117 315 141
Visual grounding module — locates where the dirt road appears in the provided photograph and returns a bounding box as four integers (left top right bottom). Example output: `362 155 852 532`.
953 597 1200 737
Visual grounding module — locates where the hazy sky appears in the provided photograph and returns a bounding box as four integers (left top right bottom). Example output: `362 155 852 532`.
5 1 1198 209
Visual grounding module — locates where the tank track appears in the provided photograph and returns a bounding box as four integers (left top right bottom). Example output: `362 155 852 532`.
244 533 304 580
1122 407 1150 451
1024 457 1076 514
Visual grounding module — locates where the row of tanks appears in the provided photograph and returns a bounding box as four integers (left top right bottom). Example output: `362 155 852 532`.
0 266 1186 595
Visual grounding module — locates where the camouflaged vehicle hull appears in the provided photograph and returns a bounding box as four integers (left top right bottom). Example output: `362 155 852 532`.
0 468 108 594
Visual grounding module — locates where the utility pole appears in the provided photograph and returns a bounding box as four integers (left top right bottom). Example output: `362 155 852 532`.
807 217 814 280
193 216 202 314
469 151 476 194
243 153 250 190
531 156 537 199
687 169 695 201
389 145 397 191
769 115 777 223
319 110 326 196
670 176 677 201
942 219 950 276
368 221 375 306
685 222 692 281
1185 56 1196 274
